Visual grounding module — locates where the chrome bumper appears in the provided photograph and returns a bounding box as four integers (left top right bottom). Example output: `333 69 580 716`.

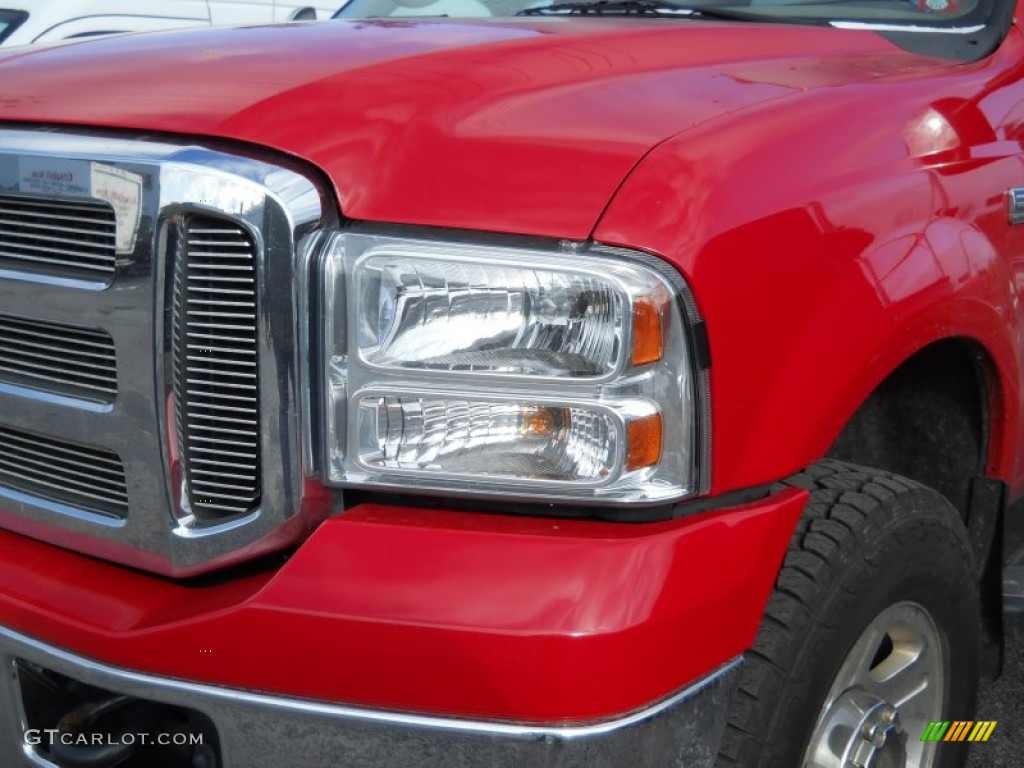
0 625 739 767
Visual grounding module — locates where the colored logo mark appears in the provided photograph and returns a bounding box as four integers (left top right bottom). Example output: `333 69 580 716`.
921 721 997 742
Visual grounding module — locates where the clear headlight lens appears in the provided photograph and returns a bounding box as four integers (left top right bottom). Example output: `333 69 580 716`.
322 234 701 505
357 256 625 376
356 395 624 481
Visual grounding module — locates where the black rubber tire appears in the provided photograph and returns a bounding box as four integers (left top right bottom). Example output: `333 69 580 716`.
715 460 981 768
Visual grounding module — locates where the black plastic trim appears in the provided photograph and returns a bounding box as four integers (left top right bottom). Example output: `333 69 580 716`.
692 320 712 371
968 476 1006 679
343 482 774 523
876 0 1013 61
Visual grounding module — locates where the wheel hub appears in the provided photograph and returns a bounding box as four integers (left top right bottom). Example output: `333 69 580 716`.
807 688 908 768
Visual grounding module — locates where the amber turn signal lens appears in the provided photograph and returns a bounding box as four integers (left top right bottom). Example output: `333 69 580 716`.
632 297 663 366
626 412 662 471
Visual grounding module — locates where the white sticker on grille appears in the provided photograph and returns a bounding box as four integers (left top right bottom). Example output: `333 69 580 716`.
16 158 90 196
91 163 143 254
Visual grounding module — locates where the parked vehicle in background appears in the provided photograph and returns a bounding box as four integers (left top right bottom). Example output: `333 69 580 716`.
0 0 1021 764
0 0 337 47
0 9 25 44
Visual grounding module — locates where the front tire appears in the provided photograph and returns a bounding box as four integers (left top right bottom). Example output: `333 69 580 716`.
716 460 980 768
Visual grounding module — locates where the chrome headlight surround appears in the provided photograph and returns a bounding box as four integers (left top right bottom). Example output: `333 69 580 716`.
320 232 708 505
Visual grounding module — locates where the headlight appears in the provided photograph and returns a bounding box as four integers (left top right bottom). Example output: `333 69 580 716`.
356 256 626 376
321 233 706 505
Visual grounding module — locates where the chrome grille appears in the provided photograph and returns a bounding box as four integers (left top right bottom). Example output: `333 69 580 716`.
172 215 261 520
0 128 321 576
0 194 117 277
0 314 116 400
0 425 128 518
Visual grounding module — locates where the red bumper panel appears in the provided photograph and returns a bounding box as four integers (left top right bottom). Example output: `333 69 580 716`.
0 489 806 722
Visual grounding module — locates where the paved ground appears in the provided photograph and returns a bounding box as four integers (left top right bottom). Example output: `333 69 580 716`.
967 614 1024 767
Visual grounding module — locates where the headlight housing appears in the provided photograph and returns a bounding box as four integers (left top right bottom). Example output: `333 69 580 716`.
321 233 706 505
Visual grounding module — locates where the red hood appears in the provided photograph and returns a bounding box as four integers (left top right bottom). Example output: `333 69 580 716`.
0 20 950 238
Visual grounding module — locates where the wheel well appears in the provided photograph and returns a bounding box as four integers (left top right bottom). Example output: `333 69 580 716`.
826 339 990 519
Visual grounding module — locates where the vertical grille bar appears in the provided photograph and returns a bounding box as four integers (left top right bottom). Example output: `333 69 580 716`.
173 215 261 520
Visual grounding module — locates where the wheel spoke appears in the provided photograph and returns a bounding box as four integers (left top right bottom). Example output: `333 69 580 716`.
868 608 940 716
872 656 932 710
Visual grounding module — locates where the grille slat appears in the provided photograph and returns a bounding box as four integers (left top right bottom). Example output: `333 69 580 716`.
191 435 258 447
0 452 126 494
2 319 116 351
0 427 125 469
185 402 258 415
0 218 117 241
185 380 257 393
0 195 117 277
190 458 257 472
0 441 126 481
188 253 254 260
187 490 259 504
187 344 256 357
0 335 115 367
187 286 255 296
0 356 116 385
188 391 260 403
0 248 113 273
187 305 256 313
0 315 117 398
191 467 259 480
185 355 257 370
0 464 127 509
188 315 256 323
173 216 261 520
188 313 257 321
189 277 255 285
4 335 115 362
190 445 259 459
190 503 255 515
0 207 117 225
1 349 115 378
188 424 258 436
0 196 113 216
187 264 254 272
187 331 257 343
0 426 128 518
184 412 258 428
1 240 111 259
0 341 113 366
0 365 108 392
188 479 259 493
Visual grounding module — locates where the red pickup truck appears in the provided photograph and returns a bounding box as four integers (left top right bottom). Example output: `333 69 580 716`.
0 0 1019 764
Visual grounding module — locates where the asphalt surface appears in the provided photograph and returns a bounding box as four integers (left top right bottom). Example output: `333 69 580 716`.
967 614 1024 767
